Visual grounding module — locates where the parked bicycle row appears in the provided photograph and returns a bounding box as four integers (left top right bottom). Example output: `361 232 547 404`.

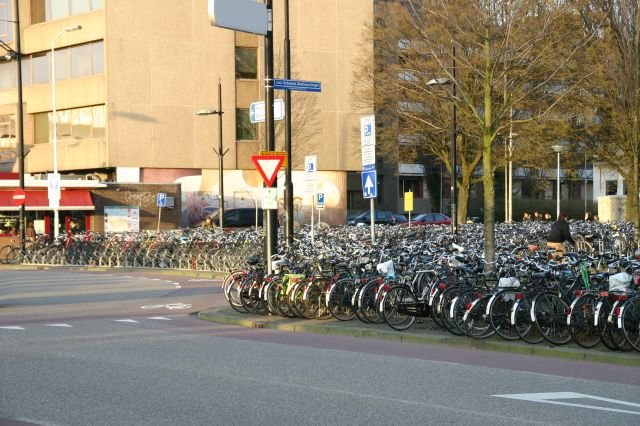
0 218 636 274
223 224 640 353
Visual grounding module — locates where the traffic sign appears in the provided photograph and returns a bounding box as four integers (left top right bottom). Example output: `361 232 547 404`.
273 79 321 92
250 99 285 123
361 115 376 171
316 193 325 210
157 193 167 208
12 188 25 206
259 150 288 167
251 154 285 187
404 191 413 212
361 170 377 199
304 155 317 194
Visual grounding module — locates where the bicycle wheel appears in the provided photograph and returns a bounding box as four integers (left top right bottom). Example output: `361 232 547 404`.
489 290 520 340
595 297 618 351
227 275 249 313
463 293 494 339
358 281 385 324
438 287 466 336
607 300 633 351
327 278 357 321
380 285 417 331
511 295 544 344
450 289 477 335
532 293 571 345
5 246 22 265
621 296 640 352
568 294 600 348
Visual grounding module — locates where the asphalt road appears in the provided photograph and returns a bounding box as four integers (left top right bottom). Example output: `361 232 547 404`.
1 269 639 425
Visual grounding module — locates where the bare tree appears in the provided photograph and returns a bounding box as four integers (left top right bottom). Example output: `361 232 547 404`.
353 0 596 262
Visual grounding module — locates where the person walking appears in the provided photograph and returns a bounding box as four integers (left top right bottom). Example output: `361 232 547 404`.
547 213 575 254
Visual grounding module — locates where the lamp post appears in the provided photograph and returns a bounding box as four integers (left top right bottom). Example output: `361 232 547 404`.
197 79 228 228
51 24 82 239
551 143 569 219
426 44 457 233
0 0 25 251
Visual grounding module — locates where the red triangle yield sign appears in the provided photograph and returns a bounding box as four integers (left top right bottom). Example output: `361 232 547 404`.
251 155 285 187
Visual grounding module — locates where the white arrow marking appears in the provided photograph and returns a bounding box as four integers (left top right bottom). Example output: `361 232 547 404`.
114 319 138 323
0 326 24 330
364 175 374 195
494 392 640 416
148 317 172 321
46 323 72 327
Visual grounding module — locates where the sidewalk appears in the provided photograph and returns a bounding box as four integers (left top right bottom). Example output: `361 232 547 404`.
198 306 640 367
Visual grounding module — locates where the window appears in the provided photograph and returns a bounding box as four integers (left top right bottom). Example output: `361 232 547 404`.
0 115 15 148
606 180 617 195
71 43 92 78
54 48 70 81
0 0 14 42
31 0 102 23
236 109 257 140
399 178 423 198
0 61 14 90
31 52 49 84
34 105 105 144
92 41 104 74
235 47 257 79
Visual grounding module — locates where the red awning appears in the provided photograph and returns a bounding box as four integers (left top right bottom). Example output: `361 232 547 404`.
0 190 95 211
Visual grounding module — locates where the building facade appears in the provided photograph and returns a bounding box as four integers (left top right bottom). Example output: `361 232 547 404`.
0 0 374 228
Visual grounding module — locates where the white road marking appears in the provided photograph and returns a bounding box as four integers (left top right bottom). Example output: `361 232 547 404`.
46 323 72 327
114 319 138 323
148 317 172 320
188 279 217 282
494 392 640 415
0 326 24 330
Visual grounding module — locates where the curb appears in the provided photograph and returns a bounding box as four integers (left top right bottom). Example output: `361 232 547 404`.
198 308 640 367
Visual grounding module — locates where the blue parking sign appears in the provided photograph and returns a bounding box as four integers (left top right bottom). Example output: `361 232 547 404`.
156 193 167 207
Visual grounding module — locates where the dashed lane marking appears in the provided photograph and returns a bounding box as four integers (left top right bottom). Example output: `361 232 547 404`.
45 324 72 327
0 326 24 330
147 317 172 320
114 319 138 323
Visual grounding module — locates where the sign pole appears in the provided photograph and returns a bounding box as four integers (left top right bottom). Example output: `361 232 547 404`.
157 206 162 232
264 0 277 273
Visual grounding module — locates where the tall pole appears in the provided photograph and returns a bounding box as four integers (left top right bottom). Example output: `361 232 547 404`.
283 0 294 246
50 25 81 239
14 0 25 251
556 151 561 219
264 0 277 271
214 79 226 228
450 43 457 233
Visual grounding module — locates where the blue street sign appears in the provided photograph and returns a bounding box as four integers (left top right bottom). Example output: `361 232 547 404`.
272 78 321 92
156 193 167 207
317 193 325 206
361 170 377 199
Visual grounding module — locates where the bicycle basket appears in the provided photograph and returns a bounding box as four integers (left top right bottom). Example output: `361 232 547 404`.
376 260 395 278
498 277 521 288
609 272 632 291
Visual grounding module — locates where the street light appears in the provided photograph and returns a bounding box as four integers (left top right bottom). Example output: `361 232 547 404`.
0 0 26 251
196 79 228 228
426 44 457 233
551 142 570 219
51 24 82 239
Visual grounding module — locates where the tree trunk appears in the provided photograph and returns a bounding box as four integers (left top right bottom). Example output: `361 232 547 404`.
457 175 471 224
483 132 495 264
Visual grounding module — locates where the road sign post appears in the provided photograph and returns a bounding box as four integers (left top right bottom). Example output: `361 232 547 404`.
361 115 376 243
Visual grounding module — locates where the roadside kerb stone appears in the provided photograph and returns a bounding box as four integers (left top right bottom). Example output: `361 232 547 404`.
198 307 640 367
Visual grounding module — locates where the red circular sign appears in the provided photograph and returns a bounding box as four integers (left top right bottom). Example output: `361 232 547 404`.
12 188 26 206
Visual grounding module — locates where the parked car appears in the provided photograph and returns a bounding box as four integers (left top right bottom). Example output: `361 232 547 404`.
195 208 262 228
347 210 397 226
392 213 408 224
401 213 452 226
